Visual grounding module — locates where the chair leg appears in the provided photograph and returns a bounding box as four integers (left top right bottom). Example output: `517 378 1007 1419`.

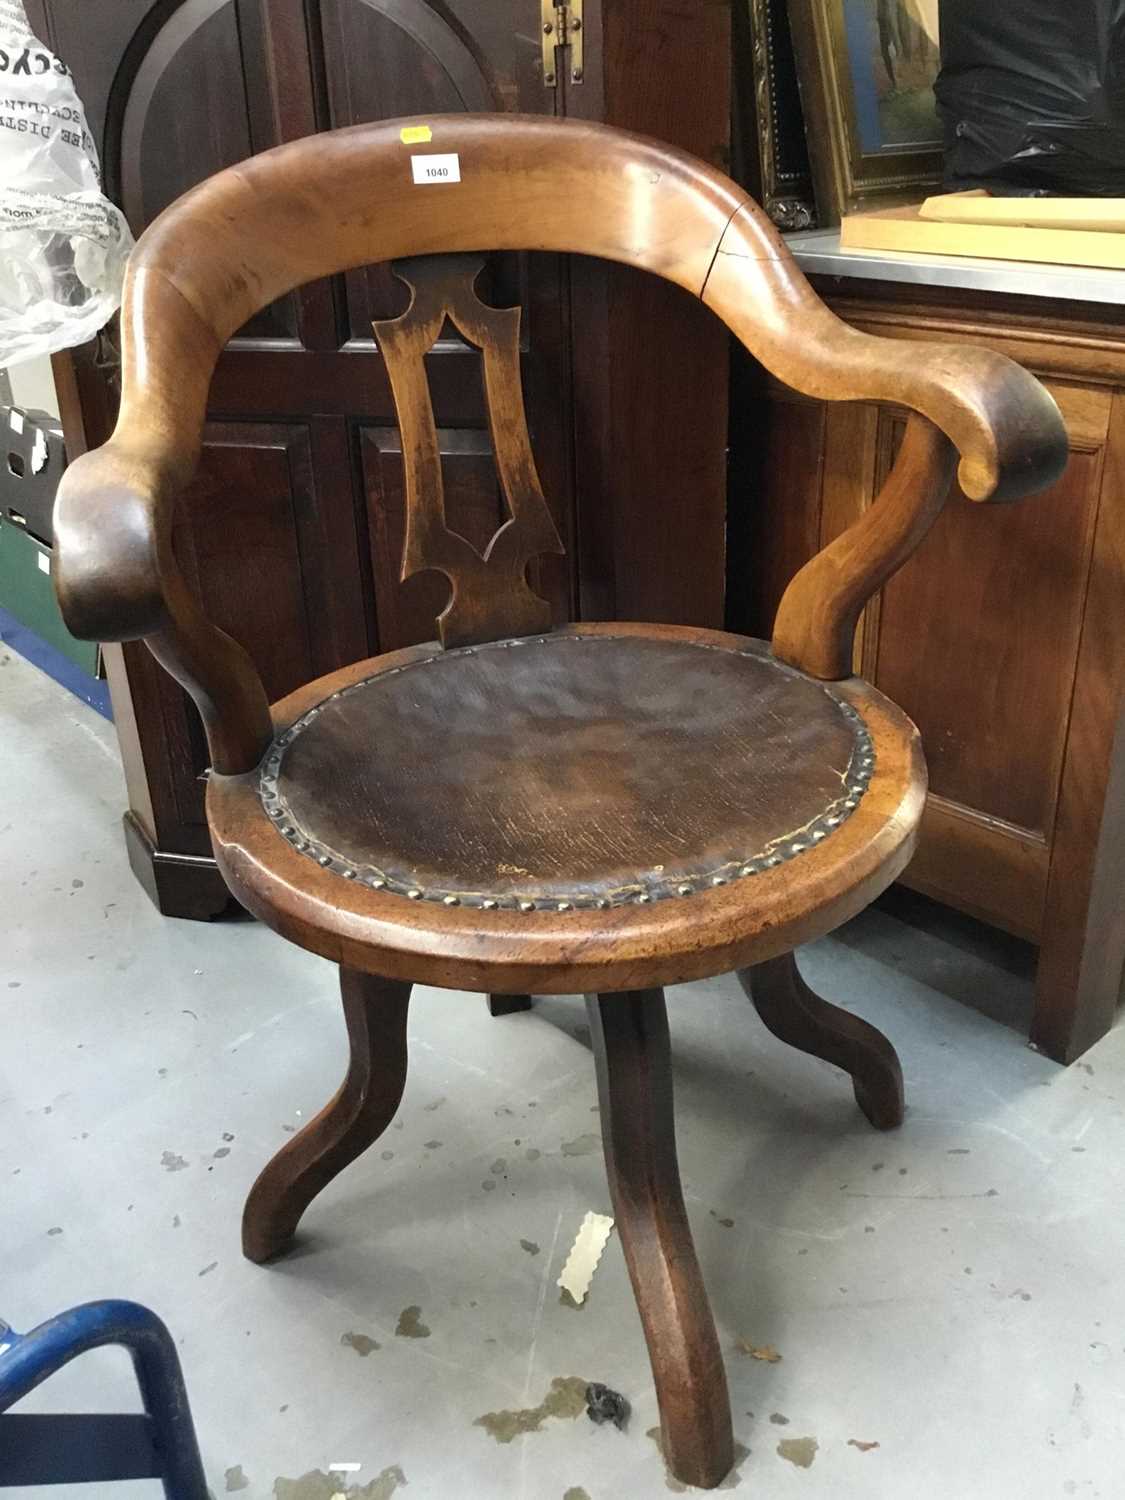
487 993 532 1017
242 967 411 1263
586 989 734 1490
738 952 904 1130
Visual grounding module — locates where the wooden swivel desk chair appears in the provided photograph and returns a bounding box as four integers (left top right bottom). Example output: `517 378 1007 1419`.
53 116 1067 1489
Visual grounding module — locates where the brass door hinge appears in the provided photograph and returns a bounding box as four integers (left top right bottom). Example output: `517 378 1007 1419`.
541 0 583 87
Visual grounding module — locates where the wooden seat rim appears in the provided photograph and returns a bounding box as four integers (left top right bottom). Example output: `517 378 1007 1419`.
206 622 926 993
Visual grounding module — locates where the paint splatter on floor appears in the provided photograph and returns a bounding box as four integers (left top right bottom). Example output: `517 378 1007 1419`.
769 1412 789 1425
341 1331 381 1356
736 1340 781 1363
560 1133 600 1157
848 1438 880 1452
225 1464 249 1491
161 1150 188 1172
564 1489 591 1500
198 1261 218 1278
273 1464 406 1499
777 1436 818 1469
474 1376 589 1442
395 1305 430 1339
520 1238 540 1255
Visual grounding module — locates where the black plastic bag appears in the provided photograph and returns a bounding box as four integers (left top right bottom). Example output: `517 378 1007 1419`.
936 1 1125 195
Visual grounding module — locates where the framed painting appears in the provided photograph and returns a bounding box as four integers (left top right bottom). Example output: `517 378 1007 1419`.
735 0 818 231
788 0 944 225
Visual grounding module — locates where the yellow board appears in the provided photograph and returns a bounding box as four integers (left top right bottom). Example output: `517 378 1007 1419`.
919 191 1125 233
841 202 1125 271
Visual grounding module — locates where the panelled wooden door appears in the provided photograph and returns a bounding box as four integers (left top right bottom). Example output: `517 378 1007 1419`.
29 0 574 864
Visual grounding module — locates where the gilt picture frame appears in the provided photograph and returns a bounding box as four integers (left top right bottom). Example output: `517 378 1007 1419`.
737 0 818 232
788 0 944 226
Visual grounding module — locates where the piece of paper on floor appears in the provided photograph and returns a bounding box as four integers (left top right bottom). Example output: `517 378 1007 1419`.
557 1210 615 1305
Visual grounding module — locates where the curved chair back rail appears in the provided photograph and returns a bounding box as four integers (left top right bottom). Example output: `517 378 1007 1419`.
52 113 1069 772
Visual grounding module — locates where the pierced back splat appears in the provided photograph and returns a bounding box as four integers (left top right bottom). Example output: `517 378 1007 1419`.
373 254 565 649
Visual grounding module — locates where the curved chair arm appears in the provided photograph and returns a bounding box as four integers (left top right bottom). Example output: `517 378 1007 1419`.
53 268 273 776
54 436 273 774
705 205 1068 506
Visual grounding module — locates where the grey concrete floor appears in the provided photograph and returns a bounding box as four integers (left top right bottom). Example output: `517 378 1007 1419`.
3 646 1124 1500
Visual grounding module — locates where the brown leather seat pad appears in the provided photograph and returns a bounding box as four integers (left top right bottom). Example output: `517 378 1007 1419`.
260 632 873 910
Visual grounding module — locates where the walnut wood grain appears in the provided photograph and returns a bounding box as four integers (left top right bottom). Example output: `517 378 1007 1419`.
739 953 904 1129
242 968 411 1263
587 988 734 1489
53 115 1066 778
206 622 928 996
772 414 958 679
373 254 563 648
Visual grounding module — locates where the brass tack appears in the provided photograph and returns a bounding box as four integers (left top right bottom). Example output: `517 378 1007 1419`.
595 898 609 909
407 888 423 900
482 899 499 910
342 869 356 879
368 876 386 889
739 864 756 877
443 894 460 906
557 901 572 912
519 900 536 913
677 883 694 896
711 875 728 886
282 826 295 837
812 830 827 841
636 893 651 904
317 855 331 867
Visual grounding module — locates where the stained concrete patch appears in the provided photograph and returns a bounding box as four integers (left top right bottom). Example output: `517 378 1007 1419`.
646 1427 749 1491
520 1238 540 1256
341 1331 381 1356
736 1340 781 1363
847 1438 880 1452
424 1140 442 1150
778 1436 818 1469
225 1464 250 1491
564 1489 591 1500
769 1412 789 1425
273 1465 406 1499
161 1151 189 1172
475 1376 588 1442
560 1133 600 1157
395 1305 430 1339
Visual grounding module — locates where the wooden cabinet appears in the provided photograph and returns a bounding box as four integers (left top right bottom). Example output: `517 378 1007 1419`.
29 0 731 919
730 279 1125 1063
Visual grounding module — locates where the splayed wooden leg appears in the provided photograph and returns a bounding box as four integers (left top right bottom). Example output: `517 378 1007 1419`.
739 952 904 1129
242 967 411 1262
586 988 734 1489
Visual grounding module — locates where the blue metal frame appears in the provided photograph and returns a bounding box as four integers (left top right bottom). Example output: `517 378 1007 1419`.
0 1301 208 1497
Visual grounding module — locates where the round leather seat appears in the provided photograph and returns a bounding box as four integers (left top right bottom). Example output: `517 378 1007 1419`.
207 623 925 992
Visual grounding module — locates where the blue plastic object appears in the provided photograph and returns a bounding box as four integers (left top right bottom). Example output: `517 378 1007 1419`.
0 1301 208 1497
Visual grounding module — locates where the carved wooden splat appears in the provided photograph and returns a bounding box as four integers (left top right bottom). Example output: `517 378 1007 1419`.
373 253 565 648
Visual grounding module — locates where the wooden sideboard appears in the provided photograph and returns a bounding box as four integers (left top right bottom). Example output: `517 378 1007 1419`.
729 269 1125 1064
